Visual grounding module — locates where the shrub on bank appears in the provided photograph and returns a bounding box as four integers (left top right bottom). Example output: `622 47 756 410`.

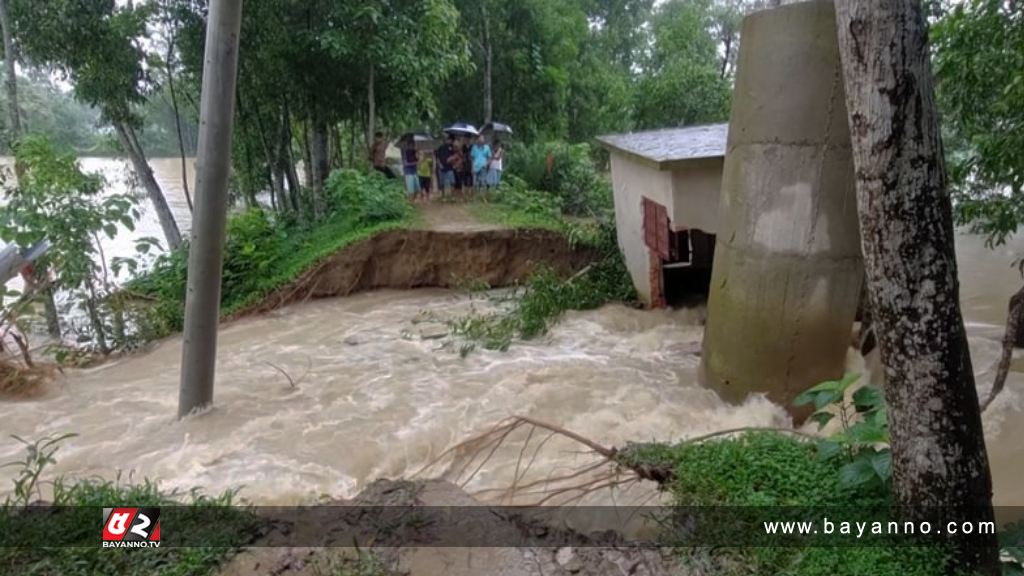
325 169 412 224
126 171 413 341
505 141 612 217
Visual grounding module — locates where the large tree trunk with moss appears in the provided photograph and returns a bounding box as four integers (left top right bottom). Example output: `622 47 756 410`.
835 1 999 573
113 121 183 250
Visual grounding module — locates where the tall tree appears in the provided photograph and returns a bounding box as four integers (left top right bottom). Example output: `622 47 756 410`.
0 0 20 141
834 1 999 573
633 0 731 129
0 0 62 340
10 0 183 249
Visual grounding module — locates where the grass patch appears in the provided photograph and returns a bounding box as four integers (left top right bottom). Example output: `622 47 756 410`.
127 170 418 337
447 219 636 354
1 434 261 576
0 480 261 576
619 432 957 576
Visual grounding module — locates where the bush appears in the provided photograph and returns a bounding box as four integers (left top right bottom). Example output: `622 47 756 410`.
493 175 563 219
449 220 636 352
221 208 280 307
325 169 411 225
505 141 612 217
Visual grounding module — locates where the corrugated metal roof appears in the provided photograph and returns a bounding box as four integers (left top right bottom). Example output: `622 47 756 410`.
596 123 728 169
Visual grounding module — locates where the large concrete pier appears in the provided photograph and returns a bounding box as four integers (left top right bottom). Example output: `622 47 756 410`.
701 0 863 415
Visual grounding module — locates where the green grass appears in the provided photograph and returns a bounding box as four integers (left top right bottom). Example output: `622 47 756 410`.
0 478 261 576
466 200 566 232
619 432 957 576
219 212 417 317
446 219 636 355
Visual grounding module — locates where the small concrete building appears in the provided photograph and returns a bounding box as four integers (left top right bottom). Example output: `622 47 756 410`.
597 124 727 307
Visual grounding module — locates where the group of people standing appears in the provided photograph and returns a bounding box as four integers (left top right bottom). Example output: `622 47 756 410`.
370 132 505 202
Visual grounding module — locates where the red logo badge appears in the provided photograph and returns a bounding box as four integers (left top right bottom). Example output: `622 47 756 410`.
102 507 161 548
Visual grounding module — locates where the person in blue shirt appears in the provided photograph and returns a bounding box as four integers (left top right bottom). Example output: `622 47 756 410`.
470 135 492 196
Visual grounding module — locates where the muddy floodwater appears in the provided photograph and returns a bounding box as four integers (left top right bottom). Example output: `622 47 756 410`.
0 158 1021 507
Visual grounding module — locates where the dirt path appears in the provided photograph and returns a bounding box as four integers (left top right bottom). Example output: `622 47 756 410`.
414 202 507 233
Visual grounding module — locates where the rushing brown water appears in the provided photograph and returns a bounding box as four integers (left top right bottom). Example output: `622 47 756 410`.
0 157 1020 506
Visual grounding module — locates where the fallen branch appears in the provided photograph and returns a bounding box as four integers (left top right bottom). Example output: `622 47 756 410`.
418 415 808 506
263 357 312 389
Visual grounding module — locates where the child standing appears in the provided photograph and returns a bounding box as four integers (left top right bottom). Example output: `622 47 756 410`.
417 150 434 202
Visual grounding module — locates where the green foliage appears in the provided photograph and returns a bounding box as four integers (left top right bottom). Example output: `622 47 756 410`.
795 374 892 491
619 432 950 576
0 432 78 508
0 73 102 153
933 0 1024 247
0 433 260 576
450 219 635 352
10 0 154 125
505 141 612 216
325 169 413 225
131 184 413 339
0 136 138 351
469 175 565 230
633 0 732 129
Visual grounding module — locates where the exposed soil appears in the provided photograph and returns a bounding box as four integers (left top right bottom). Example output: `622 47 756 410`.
238 226 599 317
219 479 681 576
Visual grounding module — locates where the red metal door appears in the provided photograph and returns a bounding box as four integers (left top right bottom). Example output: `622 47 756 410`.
642 197 670 259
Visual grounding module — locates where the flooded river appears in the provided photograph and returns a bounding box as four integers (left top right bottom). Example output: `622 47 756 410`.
0 157 1021 507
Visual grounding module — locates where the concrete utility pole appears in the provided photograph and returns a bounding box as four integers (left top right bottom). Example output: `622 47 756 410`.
178 0 244 418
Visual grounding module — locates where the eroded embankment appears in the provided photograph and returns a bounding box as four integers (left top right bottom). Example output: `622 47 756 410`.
238 228 599 316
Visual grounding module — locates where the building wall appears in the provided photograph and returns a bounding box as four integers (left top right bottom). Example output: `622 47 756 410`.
610 154 675 305
670 159 723 234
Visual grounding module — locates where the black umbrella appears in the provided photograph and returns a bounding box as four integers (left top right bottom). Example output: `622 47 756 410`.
443 122 480 137
481 122 513 136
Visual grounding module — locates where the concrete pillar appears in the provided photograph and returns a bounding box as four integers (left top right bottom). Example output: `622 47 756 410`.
701 0 862 415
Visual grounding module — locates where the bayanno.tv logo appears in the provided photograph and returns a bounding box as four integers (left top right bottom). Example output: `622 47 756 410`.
101 507 161 548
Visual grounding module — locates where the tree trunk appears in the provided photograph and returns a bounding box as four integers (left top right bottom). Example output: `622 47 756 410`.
165 34 194 214
834 1 999 573
349 120 356 168
309 118 329 218
280 107 300 212
482 3 493 124
114 121 183 249
42 285 60 339
299 118 313 190
0 0 20 145
3 2 64 340
367 64 376 151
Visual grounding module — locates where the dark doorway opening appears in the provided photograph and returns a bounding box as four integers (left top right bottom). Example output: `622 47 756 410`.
661 229 716 308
